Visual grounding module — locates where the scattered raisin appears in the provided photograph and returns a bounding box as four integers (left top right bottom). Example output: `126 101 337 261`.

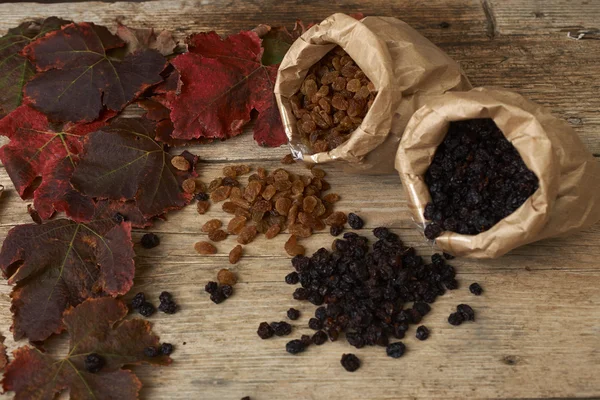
202 219 222 233
347 213 364 229
457 304 475 321
312 331 328 345
448 312 464 326
112 212 124 224
141 233 160 249
171 156 190 171
229 245 243 264
469 283 483 295
182 178 196 194
195 241 217 255
196 200 210 214
265 224 281 239
386 342 406 358
330 224 343 236
131 292 145 309
285 272 299 284
138 302 155 317
416 326 430 341
286 339 306 354
217 269 238 286
308 318 323 330
221 285 233 298
237 225 258 245
257 322 274 339
340 353 361 372
160 343 174 355
144 346 160 357
271 321 292 336
158 300 177 314
208 229 228 242
84 353 105 373
287 308 300 320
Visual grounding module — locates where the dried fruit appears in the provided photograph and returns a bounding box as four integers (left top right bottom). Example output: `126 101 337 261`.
208 229 228 242
221 285 233 298
325 211 347 226
160 343 174 355
237 225 258 244
197 200 210 214
194 241 217 255
287 308 300 320
141 233 160 249
286 339 306 354
229 245 243 264
416 326 430 341
330 224 343 236
202 219 223 233
347 212 364 229
271 321 292 336
285 272 299 285
281 154 294 164
257 322 274 339
205 281 219 294
210 185 232 203
448 312 464 326
2 298 171 399
469 282 483 295
131 292 145 310
284 235 305 256
386 342 406 358
340 353 361 372
228 216 247 234
217 269 238 286
265 224 281 239
182 178 197 193
171 156 191 171
457 304 475 321
138 302 156 318
312 331 327 345
423 119 539 238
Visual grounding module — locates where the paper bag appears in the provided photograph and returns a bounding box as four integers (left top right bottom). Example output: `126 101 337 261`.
274 13 471 174
396 87 600 258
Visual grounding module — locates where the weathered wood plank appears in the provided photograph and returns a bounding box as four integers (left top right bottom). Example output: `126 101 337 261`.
0 1 598 399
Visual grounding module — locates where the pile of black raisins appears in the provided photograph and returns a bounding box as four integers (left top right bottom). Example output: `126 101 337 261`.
423 119 539 239
285 227 459 361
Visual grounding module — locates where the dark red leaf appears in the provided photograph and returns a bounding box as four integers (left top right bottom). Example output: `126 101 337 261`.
71 117 197 218
2 298 170 400
22 22 166 123
0 105 109 221
0 17 71 120
0 213 135 342
169 31 286 147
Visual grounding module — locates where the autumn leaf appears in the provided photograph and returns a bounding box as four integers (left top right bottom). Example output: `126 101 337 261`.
0 214 135 342
0 105 110 222
22 22 167 123
71 117 197 218
2 298 171 400
168 30 287 147
0 17 71 120
115 23 177 56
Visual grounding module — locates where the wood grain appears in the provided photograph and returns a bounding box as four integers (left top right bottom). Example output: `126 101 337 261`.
0 1 598 399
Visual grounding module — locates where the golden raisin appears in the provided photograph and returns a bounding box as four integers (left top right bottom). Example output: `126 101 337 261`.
281 154 294 164
222 202 238 214
291 180 305 195
182 178 196 194
234 164 251 175
289 223 312 238
202 219 222 233
171 156 190 171
325 211 347 226
303 196 318 213
285 235 305 256
208 178 223 192
237 225 258 245
210 185 232 203
262 185 277 201
217 269 238 286
228 245 243 264
252 199 272 213
208 229 228 242
257 167 267 179
244 181 262 202
223 165 237 178
194 241 216 255
197 201 210 214
323 193 340 203
265 224 281 239
227 216 247 234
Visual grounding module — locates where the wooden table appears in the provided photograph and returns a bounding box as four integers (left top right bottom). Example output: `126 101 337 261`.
0 1 599 399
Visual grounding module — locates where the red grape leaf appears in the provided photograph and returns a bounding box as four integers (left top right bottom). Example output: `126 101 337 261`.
0 17 71 120
0 105 110 222
0 335 7 371
22 22 167 123
115 23 177 56
71 117 197 218
0 213 135 342
2 298 171 400
169 30 287 147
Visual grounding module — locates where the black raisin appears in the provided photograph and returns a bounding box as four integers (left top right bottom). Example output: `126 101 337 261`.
144 346 159 357
257 322 274 339
308 318 323 330
210 292 225 304
221 285 233 298
312 331 327 345
271 321 292 336
300 335 312 346
131 292 145 309
112 212 125 224
469 282 483 295
293 287 308 300
138 302 155 317
330 224 344 236
457 304 475 321
413 302 431 317
416 325 430 341
347 213 364 229
158 300 178 314
159 291 173 303
286 339 306 354
424 223 443 240
340 353 361 372
287 308 300 320
448 312 464 326
285 272 299 284
315 307 327 320
84 353 105 373
386 342 406 358
140 233 160 249
204 281 218 294
160 343 174 355
195 192 209 201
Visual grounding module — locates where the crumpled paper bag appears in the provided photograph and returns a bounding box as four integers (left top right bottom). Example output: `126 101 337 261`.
396 87 600 258
274 13 471 174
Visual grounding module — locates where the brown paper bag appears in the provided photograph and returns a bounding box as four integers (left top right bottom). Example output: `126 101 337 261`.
274 13 471 174
396 87 600 258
